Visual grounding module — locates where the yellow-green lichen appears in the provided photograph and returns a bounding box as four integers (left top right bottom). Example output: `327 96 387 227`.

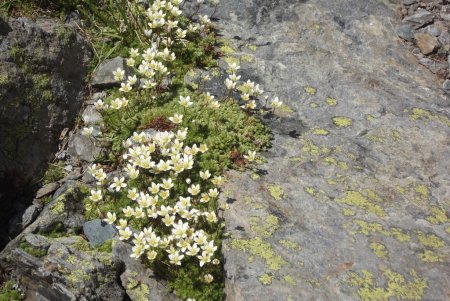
279 239 301 251
309 102 318 108
415 185 429 199
247 44 257 51
283 275 296 286
250 215 279 237
51 201 65 214
304 86 317 95
325 97 337 106
342 208 356 216
364 189 383 203
416 231 445 249
347 269 427 301
417 250 444 263
336 191 385 217
391 130 401 142
389 228 411 242
369 242 388 258
127 279 150 301
268 184 285 201
231 237 288 270
366 114 376 121
279 104 294 114
241 54 255 63
311 128 329 136
258 273 274 285
304 186 316 196
426 207 449 225
250 173 260 181
332 116 353 127
409 107 450 127
368 135 386 143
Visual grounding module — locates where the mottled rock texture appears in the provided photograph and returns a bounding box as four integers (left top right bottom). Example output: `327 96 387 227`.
193 0 450 300
0 16 90 247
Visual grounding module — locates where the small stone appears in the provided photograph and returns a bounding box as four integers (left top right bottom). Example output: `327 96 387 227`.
440 12 450 22
442 79 450 92
397 24 415 41
21 204 41 228
36 182 60 199
67 133 102 162
403 10 434 29
91 57 129 87
427 24 441 36
415 32 440 55
24 234 50 249
82 105 103 124
403 0 416 5
83 219 116 247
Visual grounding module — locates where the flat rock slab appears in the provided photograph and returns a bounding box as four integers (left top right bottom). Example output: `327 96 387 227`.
83 219 116 247
207 0 450 300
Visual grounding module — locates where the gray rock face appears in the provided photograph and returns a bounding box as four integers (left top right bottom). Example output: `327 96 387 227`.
113 240 180 301
67 133 102 162
397 24 415 41
83 219 116 247
403 10 434 28
81 105 103 124
0 16 90 247
0 182 125 301
196 0 450 300
91 56 129 87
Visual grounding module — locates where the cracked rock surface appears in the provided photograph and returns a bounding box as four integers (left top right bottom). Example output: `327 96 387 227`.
196 0 450 300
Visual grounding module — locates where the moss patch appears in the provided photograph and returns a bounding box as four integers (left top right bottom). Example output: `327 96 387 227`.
0 280 23 301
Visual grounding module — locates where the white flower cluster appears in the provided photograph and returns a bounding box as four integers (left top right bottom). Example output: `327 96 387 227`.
88 127 223 267
225 62 282 111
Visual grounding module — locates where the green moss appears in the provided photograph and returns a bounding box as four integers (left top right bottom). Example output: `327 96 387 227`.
51 200 65 214
0 73 9 86
55 24 76 46
336 191 385 217
95 239 114 253
325 97 337 106
369 242 388 258
71 237 90 252
426 207 449 224
347 269 427 301
0 280 23 301
258 273 274 285
231 237 288 270
332 116 353 127
267 184 284 200
19 240 47 257
43 162 66 184
304 86 317 95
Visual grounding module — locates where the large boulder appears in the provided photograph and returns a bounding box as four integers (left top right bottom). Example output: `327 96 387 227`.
186 0 450 300
0 16 90 247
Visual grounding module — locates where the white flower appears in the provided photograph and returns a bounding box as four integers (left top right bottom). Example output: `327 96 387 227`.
186 244 200 256
169 113 183 124
244 150 256 162
179 95 193 107
228 62 240 73
225 78 236 90
168 251 184 265
208 188 219 198
129 48 140 58
197 251 211 267
89 189 102 202
209 100 220 109
104 212 116 224
127 75 138 85
200 170 211 180
270 97 283 108
161 178 174 190
110 177 127 192
94 99 106 110
204 274 214 283
127 188 139 201
110 98 123 110
147 250 158 261
119 82 132 93
126 57 136 67
112 68 125 81
212 258 220 265
119 227 133 240
82 127 94 137
188 184 201 196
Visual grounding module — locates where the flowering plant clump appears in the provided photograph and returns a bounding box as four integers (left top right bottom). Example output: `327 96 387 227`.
79 0 279 299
